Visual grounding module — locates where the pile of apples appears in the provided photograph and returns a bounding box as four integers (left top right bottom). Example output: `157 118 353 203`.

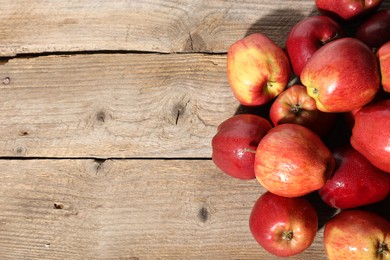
212 0 390 259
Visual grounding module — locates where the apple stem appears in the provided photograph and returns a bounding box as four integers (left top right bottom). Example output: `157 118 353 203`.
378 242 389 256
322 33 340 45
290 104 302 114
244 147 257 154
266 80 275 88
282 230 293 242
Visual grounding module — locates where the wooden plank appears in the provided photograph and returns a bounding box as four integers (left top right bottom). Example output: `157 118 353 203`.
0 53 238 158
0 159 330 259
0 0 319 56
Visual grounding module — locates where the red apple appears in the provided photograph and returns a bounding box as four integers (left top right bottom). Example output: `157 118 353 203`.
315 0 383 21
319 145 390 209
211 114 272 179
269 84 336 137
286 15 344 76
343 87 390 129
249 191 318 257
227 33 291 106
324 210 390 259
378 41 390 92
351 99 390 173
355 9 390 49
301 38 380 112
254 124 335 197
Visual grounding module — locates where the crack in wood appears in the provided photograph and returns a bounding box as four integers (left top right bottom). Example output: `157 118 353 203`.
188 32 194 52
94 159 106 174
175 99 190 125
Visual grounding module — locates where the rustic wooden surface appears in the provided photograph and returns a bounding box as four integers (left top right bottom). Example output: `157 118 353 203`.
0 160 330 260
0 53 233 158
0 0 318 56
0 0 389 259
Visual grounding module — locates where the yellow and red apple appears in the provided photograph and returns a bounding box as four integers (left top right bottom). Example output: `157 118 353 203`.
227 33 291 106
324 210 390 259
254 123 335 197
351 99 390 173
269 84 336 137
378 41 390 92
301 38 380 112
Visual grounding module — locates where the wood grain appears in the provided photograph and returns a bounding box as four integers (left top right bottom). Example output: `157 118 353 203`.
0 53 238 158
2 1 389 259
0 0 318 56
0 159 328 260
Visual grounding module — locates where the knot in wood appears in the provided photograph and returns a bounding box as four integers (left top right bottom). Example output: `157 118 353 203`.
198 206 209 223
2 77 10 85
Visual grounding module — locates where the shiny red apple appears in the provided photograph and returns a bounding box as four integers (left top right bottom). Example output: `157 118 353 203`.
355 8 390 49
249 191 318 257
315 0 383 21
254 123 335 197
211 114 272 179
378 41 390 92
351 99 390 173
286 15 344 76
319 145 390 209
227 33 291 106
301 38 380 112
324 210 390 260
269 84 336 137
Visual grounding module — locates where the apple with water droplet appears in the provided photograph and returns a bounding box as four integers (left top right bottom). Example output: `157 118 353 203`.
319 145 390 209
324 210 390 260
286 15 344 76
315 0 383 21
212 114 272 179
254 123 335 197
301 38 380 112
249 191 318 257
351 99 390 173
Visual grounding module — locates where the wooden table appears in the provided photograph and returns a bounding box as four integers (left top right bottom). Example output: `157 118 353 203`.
0 1 388 259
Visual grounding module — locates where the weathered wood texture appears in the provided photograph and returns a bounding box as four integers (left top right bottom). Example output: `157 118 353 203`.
0 0 319 56
0 159 328 260
1 1 389 259
0 53 236 158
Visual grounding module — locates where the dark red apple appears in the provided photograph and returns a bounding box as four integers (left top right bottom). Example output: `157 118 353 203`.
319 145 390 209
324 210 390 259
249 191 318 257
301 38 380 112
269 84 336 137
315 0 383 21
211 114 272 179
378 41 390 92
254 123 335 197
227 33 291 106
355 9 390 49
351 99 390 173
286 15 344 76
342 87 390 129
